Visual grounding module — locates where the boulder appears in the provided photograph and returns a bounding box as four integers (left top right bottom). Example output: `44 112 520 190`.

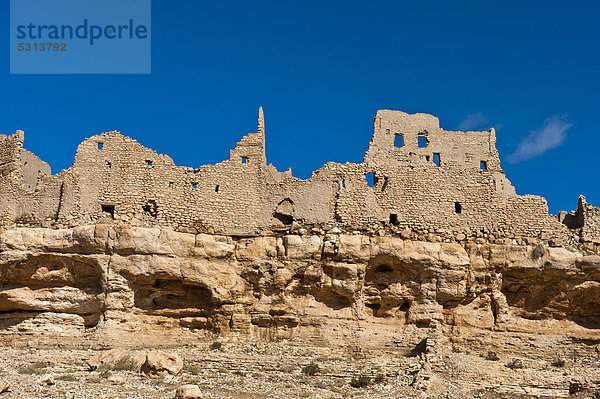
283 235 322 260
87 348 145 371
141 351 183 377
336 234 370 262
175 385 203 399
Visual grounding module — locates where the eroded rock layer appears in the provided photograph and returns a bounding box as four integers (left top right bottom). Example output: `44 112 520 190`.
0 225 598 346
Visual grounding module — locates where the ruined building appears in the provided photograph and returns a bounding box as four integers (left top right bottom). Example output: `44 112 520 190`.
0 108 598 248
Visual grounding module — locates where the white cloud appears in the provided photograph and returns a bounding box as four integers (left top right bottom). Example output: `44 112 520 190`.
458 113 489 131
506 115 572 164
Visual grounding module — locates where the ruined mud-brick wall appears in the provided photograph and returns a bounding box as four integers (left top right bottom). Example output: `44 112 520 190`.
0 108 594 244
0 132 62 227
579 198 600 242
352 110 562 238
63 130 275 236
560 196 600 246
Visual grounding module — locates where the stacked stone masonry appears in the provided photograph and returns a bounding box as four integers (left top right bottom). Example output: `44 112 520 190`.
560 196 600 245
0 109 597 247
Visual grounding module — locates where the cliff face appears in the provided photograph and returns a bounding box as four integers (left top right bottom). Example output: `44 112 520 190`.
1 225 598 345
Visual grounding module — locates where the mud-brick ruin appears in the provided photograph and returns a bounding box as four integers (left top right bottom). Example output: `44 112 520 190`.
0 108 598 249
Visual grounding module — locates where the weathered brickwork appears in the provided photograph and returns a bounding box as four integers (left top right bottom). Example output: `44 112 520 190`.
560 196 600 245
359 111 559 238
0 132 62 227
0 108 596 245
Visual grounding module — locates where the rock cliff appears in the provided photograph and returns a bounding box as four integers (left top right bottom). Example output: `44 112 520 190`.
1 225 598 347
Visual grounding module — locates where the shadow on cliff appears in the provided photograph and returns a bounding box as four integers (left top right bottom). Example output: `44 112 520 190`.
0 253 104 328
362 255 425 318
128 278 215 317
502 271 600 330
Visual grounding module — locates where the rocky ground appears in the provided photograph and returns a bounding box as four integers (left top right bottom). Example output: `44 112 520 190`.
0 326 599 399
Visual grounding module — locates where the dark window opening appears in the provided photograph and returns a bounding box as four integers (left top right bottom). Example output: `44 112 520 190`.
169 181 174 188
242 157 248 164
394 134 404 148
142 200 158 217
386 128 390 134
365 173 375 187
433 153 440 167
418 135 428 148
98 143 103 150
215 185 220 192
389 213 398 225
381 177 389 192
274 198 295 225
425 155 430 161
101 204 115 218
106 161 111 168
455 202 462 214
480 161 487 170
273 212 293 225
145 160 152 166
24 161 28 165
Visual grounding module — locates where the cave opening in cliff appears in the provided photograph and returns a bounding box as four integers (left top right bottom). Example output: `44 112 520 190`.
375 264 393 273
137 279 214 313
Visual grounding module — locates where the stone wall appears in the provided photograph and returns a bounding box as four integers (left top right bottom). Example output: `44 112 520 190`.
560 196 600 245
0 132 62 226
580 198 600 242
354 110 560 238
20 148 51 192
0 108 596 245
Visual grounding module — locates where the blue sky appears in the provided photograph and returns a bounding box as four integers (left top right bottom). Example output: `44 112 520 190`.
1 1 598 214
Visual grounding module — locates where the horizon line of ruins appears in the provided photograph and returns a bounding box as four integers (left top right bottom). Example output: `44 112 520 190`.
0 107 598 249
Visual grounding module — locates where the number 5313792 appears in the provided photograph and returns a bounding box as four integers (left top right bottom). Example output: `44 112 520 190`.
18 43 66 52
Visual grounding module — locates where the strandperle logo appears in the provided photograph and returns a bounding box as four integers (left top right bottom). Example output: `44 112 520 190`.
15 19 149 46
10 0 151 74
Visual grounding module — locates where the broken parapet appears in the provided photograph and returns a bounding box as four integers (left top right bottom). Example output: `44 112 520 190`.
560 195 600 245
0 108 596 248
